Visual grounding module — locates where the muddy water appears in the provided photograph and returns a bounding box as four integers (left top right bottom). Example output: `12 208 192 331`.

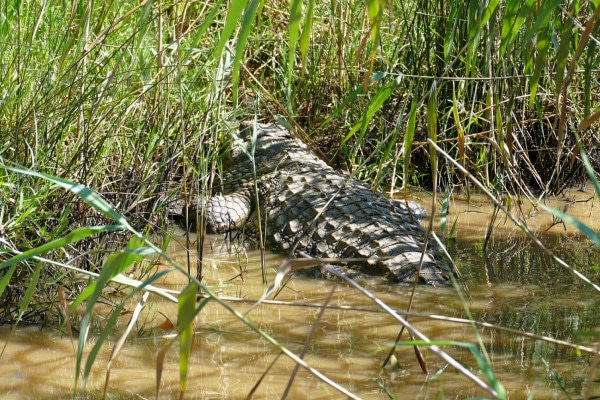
2 189 600 399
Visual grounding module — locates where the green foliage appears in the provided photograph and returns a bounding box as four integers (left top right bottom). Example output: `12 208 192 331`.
1 0 600 397
0 0 230 324
177 282 199 394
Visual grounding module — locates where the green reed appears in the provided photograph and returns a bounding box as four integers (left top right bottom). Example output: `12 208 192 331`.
1 0 599 398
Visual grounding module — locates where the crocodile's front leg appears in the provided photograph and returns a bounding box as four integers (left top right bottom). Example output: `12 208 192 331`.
206 188 254 233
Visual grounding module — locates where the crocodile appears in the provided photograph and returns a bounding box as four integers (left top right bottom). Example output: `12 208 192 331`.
190 122 451 284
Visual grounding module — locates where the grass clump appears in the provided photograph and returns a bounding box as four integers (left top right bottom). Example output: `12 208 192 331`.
0 0 229 324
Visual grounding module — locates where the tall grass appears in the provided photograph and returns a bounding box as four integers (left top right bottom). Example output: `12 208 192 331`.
1 0 599 398
0 0 230 322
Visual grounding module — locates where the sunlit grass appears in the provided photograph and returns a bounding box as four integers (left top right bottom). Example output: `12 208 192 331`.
1 0 600 398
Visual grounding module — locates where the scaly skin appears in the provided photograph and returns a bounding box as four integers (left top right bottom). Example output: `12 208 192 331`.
201 122 450 284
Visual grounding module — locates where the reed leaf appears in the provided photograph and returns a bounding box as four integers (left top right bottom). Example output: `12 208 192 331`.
403 96 418 190
178 282 199 396
212 0 247 62
466 0 485 71
232 0 261 100
344 79 397 167
0 265 17 302
499 0 534 58
298 0 314 69
542 206 600 251
0 225 124 272
555 18 573 99
535 352 570 398
583 30 597 117
77 237 151 391
135 0 154 48
103 291 151 400
316 85 364 130
182 2 224 63
5 166 135 233
480 0 501 29
156 337 176 399
17 262 42 320
288 0 303 99
451 85 465 170
71 240 152 310
87 269 170 398
444 3 458 62
440 191 449 239
523 0 563 43
529 19 551 108
427 84 438 173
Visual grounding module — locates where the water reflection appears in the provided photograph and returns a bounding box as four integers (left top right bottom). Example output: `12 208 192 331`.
1 190 600 399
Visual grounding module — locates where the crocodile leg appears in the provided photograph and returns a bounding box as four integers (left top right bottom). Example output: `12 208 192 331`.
206 189 254 233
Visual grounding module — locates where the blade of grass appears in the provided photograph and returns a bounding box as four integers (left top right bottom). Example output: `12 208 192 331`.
427 84 438 179
287 0 303 105
17 262 42 321
529 18 551 108
535 352 571 399
554 18 573 102
5 166 136 233
499 0 534 58
451 85 465 175
77 238 156 392
298 0 314 69
103 291 150 400
212 0 248 62
219 295 600 356
0 261 44 353
523 0 562 43
440 190 449 239
231 0 261 100
0 265 17 301
156 337 176 399
403 96 418 193
444 3 458 61
345 78 397 168
83 268 169 395
178 282 200 397
246 353 284 399
316 85 364 130
57 285 74 339
71 240 152 310
541 206 600 249
343 78 396 145
245 258 342 315
0 225 124 273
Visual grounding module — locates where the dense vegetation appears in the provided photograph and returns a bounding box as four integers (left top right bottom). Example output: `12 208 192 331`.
1 0 599 398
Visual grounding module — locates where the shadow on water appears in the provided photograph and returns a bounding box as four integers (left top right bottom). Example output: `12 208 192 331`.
1 190 600 399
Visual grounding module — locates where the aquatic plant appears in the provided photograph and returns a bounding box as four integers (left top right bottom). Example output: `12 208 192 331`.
1 0 600 398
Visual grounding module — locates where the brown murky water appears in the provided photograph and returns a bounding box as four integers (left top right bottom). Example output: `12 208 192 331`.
1 188 600 399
